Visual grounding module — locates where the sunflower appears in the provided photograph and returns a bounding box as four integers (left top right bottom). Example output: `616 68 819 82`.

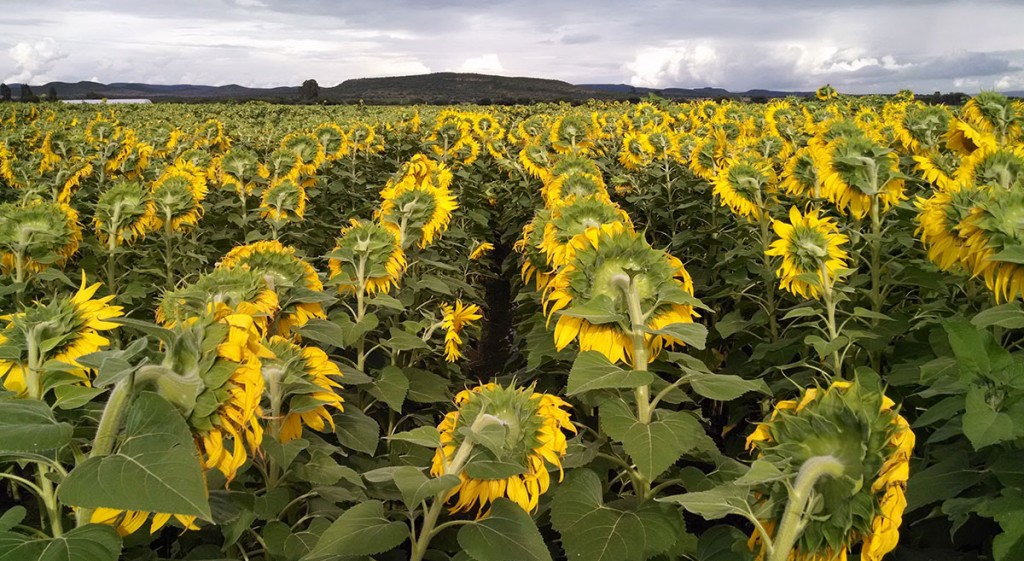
955 145 1024 192
958 188 1024 302
820 136 906 219
619 131 655 170
913 184 981 272
218 240 326 337
94 180 156 246
0 272 122 396
156 268 280 330
892 103 950 154
219 147 260 195
713 155 778 220
961 91 1021 143
519 142 553 182
328 219 407 295
541 171 611 208
469 241 495 261
431 383 575 516
261 336 343 442
911 149 959 191
780 146 826 199
690 128 730 181
150 161 208 233
945 119 997 156
765 206 850 300
543 223 699 365
186 312 272 482
91 508 199 537
514 211 557 291
746 376 913 561
549 113 593 154
57 158 95 205
260 176 307 223
0 200 82 276
440 300 483 362
349 122 384 154
539 196 634 268
313 122 351 162
280 131 326 176
376 158 458 249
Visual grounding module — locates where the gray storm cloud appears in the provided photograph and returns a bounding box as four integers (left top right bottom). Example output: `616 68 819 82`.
5 38 67 84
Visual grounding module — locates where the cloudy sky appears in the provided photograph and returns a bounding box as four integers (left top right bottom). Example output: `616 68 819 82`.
2 0 1023 93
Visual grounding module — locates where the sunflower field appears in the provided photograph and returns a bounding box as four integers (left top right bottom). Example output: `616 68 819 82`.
1 89 1023 561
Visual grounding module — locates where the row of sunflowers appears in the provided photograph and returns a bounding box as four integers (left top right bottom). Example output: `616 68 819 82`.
0 89 1022 561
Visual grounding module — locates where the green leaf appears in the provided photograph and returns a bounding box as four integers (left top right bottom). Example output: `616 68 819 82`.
52 386 105 410
962 385 1021 449
781 307 819 320
391 466 461 508
294 319 347 349
944 319 990 378
551 469 680 561
973 303 1024 329
990 246 1024 264
559 294 622 324
388 426 442 448
368 366 409 412
333 406 379 455
645 323 707 350
0 398 73 452
623 410 707 480
852 307 892 321
0 524 121 561
599 399 636 442
303 500 407 561
804 334 849 360
567 351 653 396
386 327 429 351
369 293 405 311
406 368 450 403
732 460 786 486
905 451 978 513
713 311 748 339
458 499 552 561
0 508 25 533
687 372 770 401
696 525 754 561
59 393 211 519
659 484 753 521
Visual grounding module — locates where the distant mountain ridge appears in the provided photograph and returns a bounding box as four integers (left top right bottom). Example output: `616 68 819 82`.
2 72 991 104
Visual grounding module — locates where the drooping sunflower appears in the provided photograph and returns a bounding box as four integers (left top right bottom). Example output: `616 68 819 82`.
280 131 326 177
259 176 307 222
94 180 156 246
955 145 1024 192
313 122 351 162
150 161 208 233
218 240 326 337
911 149 960 191
56 157 95 205
327 219 407 295
219 146 261 195
155 268 280 331
469 241 495 261
261 335 343 442
431 383 576 516
91 508 198 537
958 188 1024 302
891 103 950 154
549 113 594 154
543 223 699 365
541 171 611 208
713 155 778 220
960 91 1022 144
765 206 850 300
440 300 483 362
913 183 981 272
746 376 914 561
514 209 555 291
539 196 634 268
0 272 122 396
376 158 458 248
0 199 82 275
519 142 553 182
820 136 906 219
618 131 655 170
780 146 826 199
944 119 997 156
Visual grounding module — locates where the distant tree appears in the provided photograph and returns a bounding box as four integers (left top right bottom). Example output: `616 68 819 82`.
47 85 58 102
299 79 320 103
19 84 38 102
0 83 10 101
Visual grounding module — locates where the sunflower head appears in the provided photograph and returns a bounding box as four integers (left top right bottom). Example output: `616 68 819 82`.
713 155 778 220
540 196 634 268
957 145 1024 192
280 131 326 172
542 171 610 208
619 131 655 170
261 335 343 442
313 122 351 161
958 187 1024 302
0 200 82 274
821 136 906 219
440 300 483 362
765 206 850 299
519 142 553 181
0 272 122 396
515 210 556 291
430 383 576 516
218 241 326 337
376 165 458 248
156 268 279 330
781 147 825 198
150 162 207 232
349 122 383 154
327 219 406 295
95 180 156 246
544 223 699 365
746 375 913 561
259 176 307 222
962 91 1021 141
219 147 260 193
913 183 983 272
894 103 950 153
549 113 593 154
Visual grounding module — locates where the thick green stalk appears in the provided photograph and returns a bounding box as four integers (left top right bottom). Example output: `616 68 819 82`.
76 379 134 527
615 274 654 502
820 263 842 378
767 455 845 561
25 326 63 536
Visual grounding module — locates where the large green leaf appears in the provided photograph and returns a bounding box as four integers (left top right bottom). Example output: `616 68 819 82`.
551 469 680 561
0 524 121 561
0 399 73 452
686 372 770 402
391 466 461 508
566 351 653 396
972 303 1024 329
963 385 1024 449
659 485 753 521
303 500 407 560
333 406 380 455
458 499 552 561
368 365 409 412
58 392 211 520
646 323 707 350
623 410 707 480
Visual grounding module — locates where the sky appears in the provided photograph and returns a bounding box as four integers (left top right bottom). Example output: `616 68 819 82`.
2 0 1023 94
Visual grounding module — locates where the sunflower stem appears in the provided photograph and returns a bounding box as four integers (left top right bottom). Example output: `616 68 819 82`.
77 377 134 527
868 195 883 372
163 217 175 289
13 248 27 308
24 326 64 537
767 455 845 561
615 274 655 502
819 262 842 378
756 200 780 342
355 254 368 372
